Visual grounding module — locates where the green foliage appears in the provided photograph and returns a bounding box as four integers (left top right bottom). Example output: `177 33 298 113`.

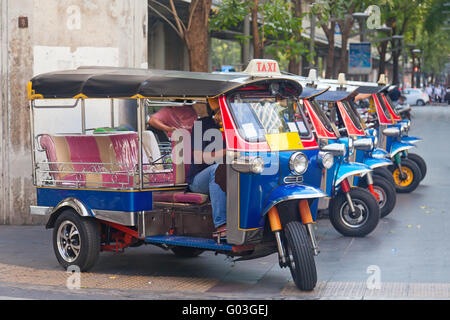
209 0 309 68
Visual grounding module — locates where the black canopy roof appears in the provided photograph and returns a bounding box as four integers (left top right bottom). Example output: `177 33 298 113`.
356 85 389 94
315 88 358 102
29 67 302 100
299 86 329 99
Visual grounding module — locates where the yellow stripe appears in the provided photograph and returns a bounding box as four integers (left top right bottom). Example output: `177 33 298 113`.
265 132 303 151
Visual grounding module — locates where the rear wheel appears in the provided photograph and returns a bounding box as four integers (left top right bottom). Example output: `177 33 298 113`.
329 187 380 237
52 209 100 271
416 99 425 106
171 247 204 258
390 158 422 193
283 221 317 291
407 153 427 181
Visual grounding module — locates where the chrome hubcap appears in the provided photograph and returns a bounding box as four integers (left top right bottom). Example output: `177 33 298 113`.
340 199 370 228
57 221 81 263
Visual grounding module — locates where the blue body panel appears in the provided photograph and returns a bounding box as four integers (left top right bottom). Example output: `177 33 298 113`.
37 187 153 213
236 149 323 230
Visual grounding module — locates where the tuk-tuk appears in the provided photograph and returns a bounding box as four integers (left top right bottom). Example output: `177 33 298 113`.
354 85 425 193
313 84 397 218
298 86 380 237
28 59 335 291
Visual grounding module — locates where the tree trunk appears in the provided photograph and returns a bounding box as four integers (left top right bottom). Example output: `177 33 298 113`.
322 21 336 78
337 4 355 75
251 0 263 59
377 41 388 80
391 39 400 85
288 0 303 74
185 0 212 72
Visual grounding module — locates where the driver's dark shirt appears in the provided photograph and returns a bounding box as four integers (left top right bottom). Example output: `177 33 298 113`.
186 117 225 185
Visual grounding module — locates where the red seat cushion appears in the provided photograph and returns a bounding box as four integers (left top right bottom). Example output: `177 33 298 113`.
153 192 209 204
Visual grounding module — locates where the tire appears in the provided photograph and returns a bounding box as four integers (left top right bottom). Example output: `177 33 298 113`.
329 187 380 237
416 99 425 106
407 153 427 181
171 247 204 258
389 158 422 193
283 221 317 291
359 175 397 218
52 209 100 272
373 167 396 187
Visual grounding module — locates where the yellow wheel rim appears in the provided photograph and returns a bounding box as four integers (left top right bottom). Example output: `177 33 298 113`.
393 167 414 187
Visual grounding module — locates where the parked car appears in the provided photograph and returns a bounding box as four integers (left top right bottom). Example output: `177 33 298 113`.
402 88 430 106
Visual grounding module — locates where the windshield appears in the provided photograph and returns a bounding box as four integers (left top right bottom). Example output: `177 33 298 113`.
376 93 393 121
341 101 364 130
348 100 367 129
383 94 400 116
308 100 340 137
228 92 311 142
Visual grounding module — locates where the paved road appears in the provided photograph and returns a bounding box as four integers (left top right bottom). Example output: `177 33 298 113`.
0 105 449 300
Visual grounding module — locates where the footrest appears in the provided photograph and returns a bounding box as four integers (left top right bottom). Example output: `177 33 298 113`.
144 235 233 251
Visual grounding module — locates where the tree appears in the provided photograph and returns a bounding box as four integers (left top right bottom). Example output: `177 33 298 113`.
209 0 308 73
311 0 358 78
380 0 422 84
148 0 212 72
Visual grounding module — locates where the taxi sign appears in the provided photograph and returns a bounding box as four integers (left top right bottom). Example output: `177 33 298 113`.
243 59 282 77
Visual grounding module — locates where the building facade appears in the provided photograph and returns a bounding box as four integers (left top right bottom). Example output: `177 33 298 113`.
0 0 147 224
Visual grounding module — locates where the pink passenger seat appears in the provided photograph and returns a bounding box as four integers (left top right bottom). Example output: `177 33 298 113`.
39 133 173 188
39 131 209 205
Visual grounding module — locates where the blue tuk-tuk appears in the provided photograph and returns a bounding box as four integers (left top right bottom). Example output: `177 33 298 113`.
354 85 425 193
28 59 340 291
297 86 381 237
313 85 397 218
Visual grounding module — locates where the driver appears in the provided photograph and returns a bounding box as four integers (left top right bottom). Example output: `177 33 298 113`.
186 102 227 239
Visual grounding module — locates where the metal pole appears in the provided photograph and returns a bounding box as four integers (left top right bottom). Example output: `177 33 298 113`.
110 99 115 128
137 99 144 189
29 100 36 186
81 99 86 134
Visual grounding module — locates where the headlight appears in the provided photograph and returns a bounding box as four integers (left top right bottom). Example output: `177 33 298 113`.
250 157 265 174
232 156 265 174
289 152 308 175
318 151 334 169
382 127 400 137
354 138 374 151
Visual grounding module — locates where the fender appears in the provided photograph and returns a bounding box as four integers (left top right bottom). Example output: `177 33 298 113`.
363 157 392 170
372 148 389 159
45 197 93 229
390 141 415 158
335 162 372 186
401 136 422 144
261 184 326 217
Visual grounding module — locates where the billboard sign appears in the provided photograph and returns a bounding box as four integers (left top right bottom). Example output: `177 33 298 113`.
349 43 372 75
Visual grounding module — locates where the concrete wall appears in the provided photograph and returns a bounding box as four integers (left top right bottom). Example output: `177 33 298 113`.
0 0 148 224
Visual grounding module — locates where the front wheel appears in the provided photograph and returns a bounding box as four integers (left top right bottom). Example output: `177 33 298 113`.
407 153 427 181
390 158 422 193
359 175 397 218
52 209 100 271
373 167 396 187
283 221 317 291
329 187 380 237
